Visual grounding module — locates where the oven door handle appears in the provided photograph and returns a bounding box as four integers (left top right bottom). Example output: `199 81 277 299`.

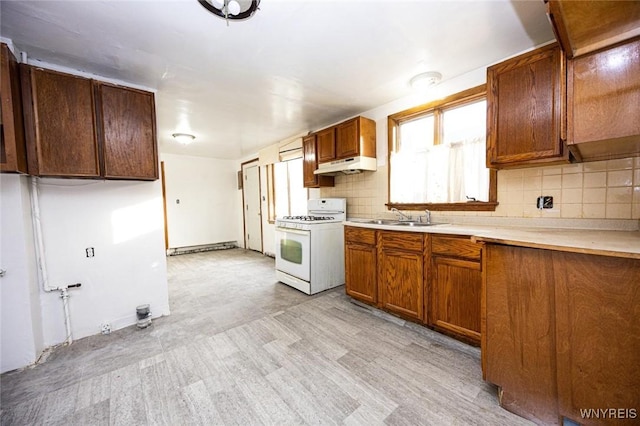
276 227 310 236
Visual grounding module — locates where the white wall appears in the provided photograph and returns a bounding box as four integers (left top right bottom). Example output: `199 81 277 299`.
0 175 43 373
162 153 241 249
34 178 169 346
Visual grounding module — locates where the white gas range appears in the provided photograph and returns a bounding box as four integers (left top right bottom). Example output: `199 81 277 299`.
275 198 346 295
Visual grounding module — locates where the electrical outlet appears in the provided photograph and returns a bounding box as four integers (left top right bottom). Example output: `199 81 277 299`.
86 247 95 258
101 323 111 335
536 196 553 209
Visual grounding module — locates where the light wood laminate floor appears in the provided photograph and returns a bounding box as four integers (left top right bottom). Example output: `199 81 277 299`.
1 248 532 425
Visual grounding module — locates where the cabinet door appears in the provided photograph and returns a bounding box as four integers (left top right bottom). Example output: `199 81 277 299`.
487 43 568 168
23 67 100 177
345 243 377 304
483 244 559 425
97 83 158 180
431 257 481 344
1 44 27 173
379 247 424 321
553 252 640 424
316 127 336 163
336 117 359 159
302 135 333 188
567 37 640 162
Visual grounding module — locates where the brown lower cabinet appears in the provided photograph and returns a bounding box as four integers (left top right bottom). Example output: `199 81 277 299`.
483 243 640 425
430 235 482 345
378 230 425 322
344 226 482 344
345 227 377 304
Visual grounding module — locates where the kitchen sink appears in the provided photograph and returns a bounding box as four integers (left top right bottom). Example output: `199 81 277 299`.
361 219 443 227
395 221 439 227
365 219 401 225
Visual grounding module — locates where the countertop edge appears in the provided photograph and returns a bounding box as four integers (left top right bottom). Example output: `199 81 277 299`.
343 220 640 259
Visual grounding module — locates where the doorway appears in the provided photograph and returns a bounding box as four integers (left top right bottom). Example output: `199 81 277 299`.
242 161 262 252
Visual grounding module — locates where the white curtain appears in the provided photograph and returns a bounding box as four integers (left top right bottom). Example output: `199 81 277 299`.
390 137 488 203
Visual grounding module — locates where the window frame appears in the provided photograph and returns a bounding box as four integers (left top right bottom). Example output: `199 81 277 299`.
387 84 497 211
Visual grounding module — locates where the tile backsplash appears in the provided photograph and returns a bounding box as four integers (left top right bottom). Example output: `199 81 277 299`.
320 157 640 220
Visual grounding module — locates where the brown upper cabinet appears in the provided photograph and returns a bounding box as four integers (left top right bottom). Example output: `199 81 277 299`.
1 43 28 174
335 116 376 160
546 0 640 58
315 126 336 163
487 43 569 169
22 66 100 178
566 37 640 162
302 134 334 188
96 83 158 180
315 116 376 164
21 65 158 180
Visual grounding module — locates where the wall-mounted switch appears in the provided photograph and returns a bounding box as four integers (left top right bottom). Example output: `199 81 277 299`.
536 196 553 209
86 247 95 257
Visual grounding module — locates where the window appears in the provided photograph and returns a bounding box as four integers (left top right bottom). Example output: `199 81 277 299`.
267 158 307 222
388 85 497 211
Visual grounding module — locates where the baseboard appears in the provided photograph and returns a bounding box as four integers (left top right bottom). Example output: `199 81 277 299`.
167 241 238 256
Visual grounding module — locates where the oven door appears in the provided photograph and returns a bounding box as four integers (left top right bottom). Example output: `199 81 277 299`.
275 227 311 282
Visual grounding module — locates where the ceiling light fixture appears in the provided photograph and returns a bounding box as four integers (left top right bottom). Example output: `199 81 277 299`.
172 133 196 145
409 71 442 90
198 0 260 25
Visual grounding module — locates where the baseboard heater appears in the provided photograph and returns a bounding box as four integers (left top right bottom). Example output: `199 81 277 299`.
167 241 238 256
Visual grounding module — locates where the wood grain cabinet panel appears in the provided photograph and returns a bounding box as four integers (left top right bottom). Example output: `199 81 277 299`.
335 116 376 160
21 65 159 180
553 252 640 425
1 43 27 173
430 236 482 345
483 244 559 425
22 67 100 177
302 134 334 188
316 127 336 163
345 227 377 304
378 231 425 322
567 37 640 162
483 243 640 425
487 43 568 168
546 0 640 58
97 83 158 180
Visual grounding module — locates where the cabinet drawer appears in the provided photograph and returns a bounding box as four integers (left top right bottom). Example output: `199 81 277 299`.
345 226 376 245
432 236 481 260
379 231 423 252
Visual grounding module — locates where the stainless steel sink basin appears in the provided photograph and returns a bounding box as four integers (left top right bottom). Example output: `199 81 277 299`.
365 219 401 225
395 221 438 227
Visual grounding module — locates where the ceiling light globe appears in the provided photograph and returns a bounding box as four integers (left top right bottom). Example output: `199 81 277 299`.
172 133 196 145
210 0 224 10
227 0 241 15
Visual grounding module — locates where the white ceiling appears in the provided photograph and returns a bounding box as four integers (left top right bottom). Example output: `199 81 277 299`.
0 0 554 160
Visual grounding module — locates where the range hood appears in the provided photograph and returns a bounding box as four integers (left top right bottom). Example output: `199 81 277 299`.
314 156 377 175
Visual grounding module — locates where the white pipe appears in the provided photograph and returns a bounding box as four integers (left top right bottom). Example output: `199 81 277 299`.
60 289 73 345
30 177 54 292
29 176 74 344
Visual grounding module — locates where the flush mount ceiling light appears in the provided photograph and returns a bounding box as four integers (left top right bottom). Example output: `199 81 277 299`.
172 133 195 145
409 71 443 90
198 0 260 25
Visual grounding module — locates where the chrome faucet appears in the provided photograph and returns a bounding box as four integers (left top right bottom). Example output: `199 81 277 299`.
391 208 412 221
423 209 431 224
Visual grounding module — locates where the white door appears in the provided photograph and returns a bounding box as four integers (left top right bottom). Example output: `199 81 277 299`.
243 164 262 252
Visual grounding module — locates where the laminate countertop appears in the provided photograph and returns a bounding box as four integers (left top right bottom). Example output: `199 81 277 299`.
343 220 640 259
